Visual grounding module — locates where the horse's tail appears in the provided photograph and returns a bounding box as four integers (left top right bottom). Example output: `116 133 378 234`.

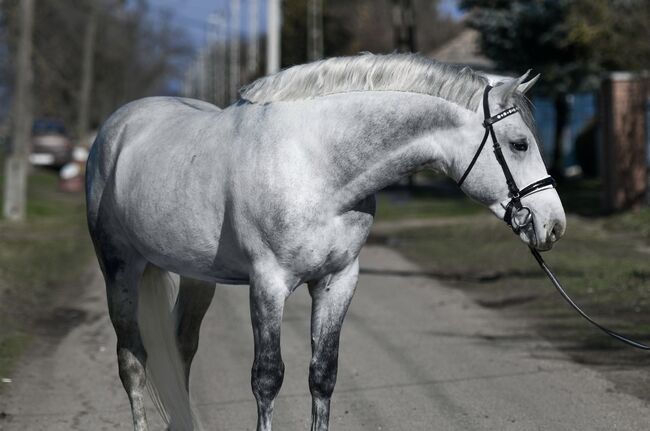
138 265 202 430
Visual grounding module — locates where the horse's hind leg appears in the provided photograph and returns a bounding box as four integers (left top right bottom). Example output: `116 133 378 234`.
174 276 216 388
307 259 359 431
100 249 149 431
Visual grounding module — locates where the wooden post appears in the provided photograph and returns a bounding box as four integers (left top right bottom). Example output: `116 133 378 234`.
3 0 35 222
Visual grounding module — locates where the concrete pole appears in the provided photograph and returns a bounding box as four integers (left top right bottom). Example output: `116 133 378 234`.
208 13 218 104
216 13 228 107
198 51 207 100
247 0 259 78
266 0 281 74
182 65 195 98
307 0 323 61
3 0 35 222
229 0 241 102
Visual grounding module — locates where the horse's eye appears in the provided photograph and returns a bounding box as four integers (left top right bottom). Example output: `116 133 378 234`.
511 138 528 152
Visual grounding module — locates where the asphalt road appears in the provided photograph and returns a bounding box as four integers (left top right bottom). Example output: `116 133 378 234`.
1 245 649 430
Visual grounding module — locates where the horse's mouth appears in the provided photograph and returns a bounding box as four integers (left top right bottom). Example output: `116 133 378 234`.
519 226 554 251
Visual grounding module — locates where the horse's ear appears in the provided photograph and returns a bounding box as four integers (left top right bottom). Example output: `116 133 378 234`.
517 73 540 95
493 70 532 103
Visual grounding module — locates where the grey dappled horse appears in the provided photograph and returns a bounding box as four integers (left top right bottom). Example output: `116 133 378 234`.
86 53 565 431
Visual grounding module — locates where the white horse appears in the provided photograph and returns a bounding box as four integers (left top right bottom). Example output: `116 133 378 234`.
86 53 566 431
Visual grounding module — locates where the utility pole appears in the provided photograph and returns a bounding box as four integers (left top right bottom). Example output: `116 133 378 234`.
3 0 35 222
392 0 417 190
77 0 99 147
392 0 416 53
197 51 208 100
216 12 228 107
229 0 241 102
266 0 281 74
247 0 259 79
182 64 195 98
208 13 218 105
209 11 228 107
307 0 323 61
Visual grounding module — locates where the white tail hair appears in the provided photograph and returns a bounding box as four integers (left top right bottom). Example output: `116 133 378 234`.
138 265 203 430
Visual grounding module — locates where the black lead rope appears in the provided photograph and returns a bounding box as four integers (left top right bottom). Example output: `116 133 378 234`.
460 85 650 350
530 248 650 350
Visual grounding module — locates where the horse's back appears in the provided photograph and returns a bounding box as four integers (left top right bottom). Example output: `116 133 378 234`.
87 97 221 212
88 96 221 172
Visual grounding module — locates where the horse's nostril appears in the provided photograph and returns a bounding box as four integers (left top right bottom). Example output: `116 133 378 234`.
550 221 564 242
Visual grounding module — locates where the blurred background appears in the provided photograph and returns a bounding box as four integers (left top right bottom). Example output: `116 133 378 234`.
2 0 650 420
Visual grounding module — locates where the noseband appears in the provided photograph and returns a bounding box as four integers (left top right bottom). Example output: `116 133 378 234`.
457 85 556 234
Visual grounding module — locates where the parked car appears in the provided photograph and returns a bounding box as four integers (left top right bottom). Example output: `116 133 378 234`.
29 119 73 168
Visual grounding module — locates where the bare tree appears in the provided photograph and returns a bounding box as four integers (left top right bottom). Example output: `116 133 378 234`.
77 0 98 146
1 0 192 137
3 0 34 222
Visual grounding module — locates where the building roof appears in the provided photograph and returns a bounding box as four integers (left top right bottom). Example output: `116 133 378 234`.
427 28 496 72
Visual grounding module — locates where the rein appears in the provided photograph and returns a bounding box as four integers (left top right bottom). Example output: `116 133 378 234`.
459 85 650 350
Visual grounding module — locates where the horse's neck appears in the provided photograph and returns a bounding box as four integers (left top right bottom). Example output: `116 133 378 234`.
314 92 474 212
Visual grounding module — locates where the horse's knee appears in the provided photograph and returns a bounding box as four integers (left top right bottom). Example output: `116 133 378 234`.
309 353 338 399
252 355 285 402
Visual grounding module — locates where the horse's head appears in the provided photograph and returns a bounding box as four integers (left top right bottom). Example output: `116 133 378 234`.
454 72 566 251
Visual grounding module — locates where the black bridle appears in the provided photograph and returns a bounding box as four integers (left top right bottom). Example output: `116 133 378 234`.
458 85 650 350
457 85 555 234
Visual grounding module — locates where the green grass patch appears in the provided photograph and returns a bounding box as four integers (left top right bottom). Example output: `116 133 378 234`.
606 207 650 241
0 169 93 386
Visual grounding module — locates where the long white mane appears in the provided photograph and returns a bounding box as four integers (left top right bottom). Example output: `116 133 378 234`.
240 53 489 110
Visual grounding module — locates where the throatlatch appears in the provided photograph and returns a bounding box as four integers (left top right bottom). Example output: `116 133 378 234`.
459 85 650 350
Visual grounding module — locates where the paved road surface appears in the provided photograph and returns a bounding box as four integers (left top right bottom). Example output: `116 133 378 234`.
1 246 649 430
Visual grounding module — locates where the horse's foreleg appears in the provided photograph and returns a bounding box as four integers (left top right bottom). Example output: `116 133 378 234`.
174 276 216 388
307 259 359 431
102 254 149 431
249 271 290 431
